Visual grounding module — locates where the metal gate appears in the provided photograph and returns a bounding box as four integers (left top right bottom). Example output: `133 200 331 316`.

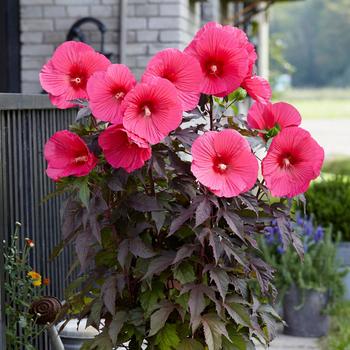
0 94 76 349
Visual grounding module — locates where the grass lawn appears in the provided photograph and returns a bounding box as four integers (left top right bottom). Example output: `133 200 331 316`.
273 88 350 120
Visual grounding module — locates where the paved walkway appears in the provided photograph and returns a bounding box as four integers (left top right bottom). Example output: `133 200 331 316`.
302 119 350 157
256 335 320 350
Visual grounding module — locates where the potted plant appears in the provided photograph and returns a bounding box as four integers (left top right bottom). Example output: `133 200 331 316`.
260 214 345 337
306 176 350 299
40 22 324 349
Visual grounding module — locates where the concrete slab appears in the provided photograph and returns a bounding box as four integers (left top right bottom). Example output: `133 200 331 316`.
256 335 320 350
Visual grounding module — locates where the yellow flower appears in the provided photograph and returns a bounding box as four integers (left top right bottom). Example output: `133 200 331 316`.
32 279 42 287
28 271 42 287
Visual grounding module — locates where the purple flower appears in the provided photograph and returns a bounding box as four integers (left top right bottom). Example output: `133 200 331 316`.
277 245 285 254
314 226 324 243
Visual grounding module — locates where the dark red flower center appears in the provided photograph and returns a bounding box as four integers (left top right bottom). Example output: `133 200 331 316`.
279 153 295 169
112 86 126 100
213 155 230 174
162 69 177 83
140 102 155 118
205 59 224 77
74 155 88 164
69 65 88 90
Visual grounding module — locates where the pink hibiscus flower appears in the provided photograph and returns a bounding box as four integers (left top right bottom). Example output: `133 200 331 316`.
247 102 302 139
191 129 258 197
122 78 183 145
99 125 151 173
87 64 136 124
184 22 249 97
242 76 272 104
44 130 97 180
240 41 271 103
142 48 202 111
262 127 324 198
40 41 111 109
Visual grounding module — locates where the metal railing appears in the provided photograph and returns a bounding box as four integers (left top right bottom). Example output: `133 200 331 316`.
0 94 76 349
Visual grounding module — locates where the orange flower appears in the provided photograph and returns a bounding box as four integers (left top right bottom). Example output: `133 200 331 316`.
28 271 41 279
43 278 50 286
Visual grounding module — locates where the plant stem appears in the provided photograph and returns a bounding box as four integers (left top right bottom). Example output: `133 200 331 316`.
209 95 214 131
148 166 155 196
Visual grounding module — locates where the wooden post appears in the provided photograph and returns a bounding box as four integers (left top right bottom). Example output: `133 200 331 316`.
257 1 270 80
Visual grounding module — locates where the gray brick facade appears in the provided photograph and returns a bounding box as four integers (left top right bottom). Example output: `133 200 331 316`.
19 0 206 93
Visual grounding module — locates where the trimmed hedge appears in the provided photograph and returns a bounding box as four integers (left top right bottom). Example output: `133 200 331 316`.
306 176 350 241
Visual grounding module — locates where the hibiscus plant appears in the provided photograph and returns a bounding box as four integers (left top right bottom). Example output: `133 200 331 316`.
41 22 324 349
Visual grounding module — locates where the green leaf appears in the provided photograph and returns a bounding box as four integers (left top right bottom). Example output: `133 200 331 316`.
154 324 180 350
140 282 164 315
78 178 90 208
209 268 230 301
222 324 254 350
108 311 127 345
178 339 204 350
224 303 252 328
87 298 103 329
201 314 229 350
88 330 113 350
174 262 196 284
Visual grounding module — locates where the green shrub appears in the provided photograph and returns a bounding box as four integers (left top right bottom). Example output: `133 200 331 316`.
323 157 350 176
321 301 350 350
306 176 350 241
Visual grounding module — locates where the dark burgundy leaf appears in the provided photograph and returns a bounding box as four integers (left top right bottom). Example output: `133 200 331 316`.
173 128 199 146
108 169 129 192
195 197 212 227
208 230 223 264
173 244 198 265
152 153 167 178
188 285 206 332
128 194 161 212
116 273 126 297
61 197 84 240
152 211 166 233
222 210 245 241
168 150 191 174
117 239 130 269
75 229 96 271
129 236 157 259
142 252 176 280
102 275 117 315
169 205 196 236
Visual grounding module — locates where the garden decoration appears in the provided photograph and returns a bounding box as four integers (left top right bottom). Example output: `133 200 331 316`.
260 215 345 337
40 22 324 349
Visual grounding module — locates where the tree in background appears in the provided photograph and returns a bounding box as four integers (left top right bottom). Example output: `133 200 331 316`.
270 0 350 87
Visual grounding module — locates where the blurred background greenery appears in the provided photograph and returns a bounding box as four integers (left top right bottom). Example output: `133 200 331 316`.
270 0 350 121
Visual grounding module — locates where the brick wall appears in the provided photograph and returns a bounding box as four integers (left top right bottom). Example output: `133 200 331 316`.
126 0 201 79
20 0 202 93
20 0 121 93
